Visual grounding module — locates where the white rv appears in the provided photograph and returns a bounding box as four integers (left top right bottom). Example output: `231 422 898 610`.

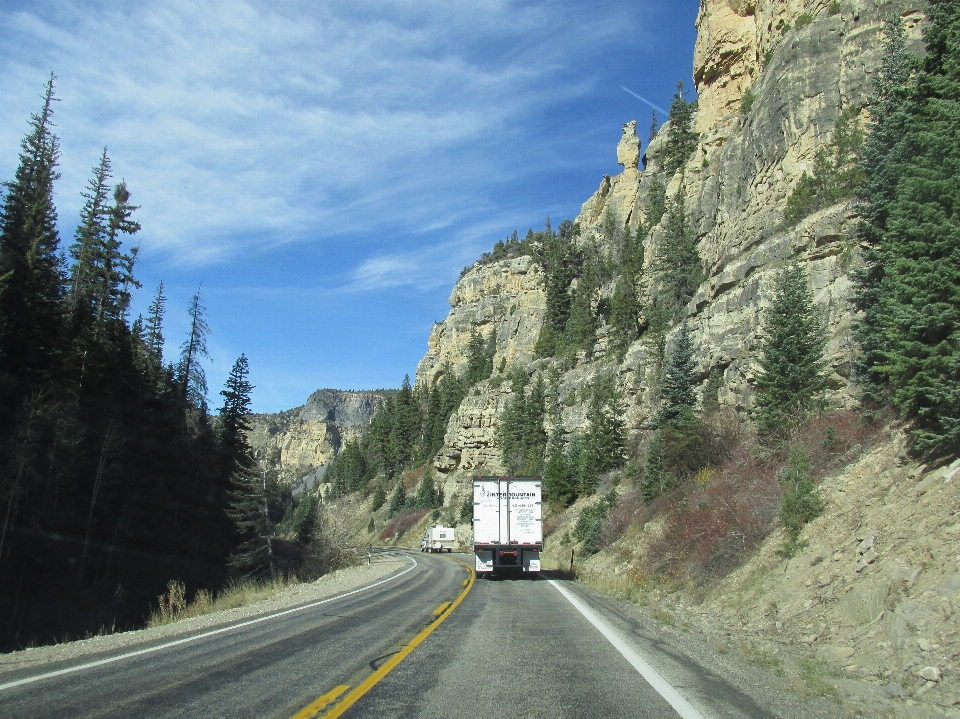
421 525 455 552
473 476 542 578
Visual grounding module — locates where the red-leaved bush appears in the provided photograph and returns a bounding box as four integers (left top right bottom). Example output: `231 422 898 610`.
640 409 888 586
379 509 431 543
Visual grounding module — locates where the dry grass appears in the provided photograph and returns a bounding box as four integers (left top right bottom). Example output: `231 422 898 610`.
148 576 300 627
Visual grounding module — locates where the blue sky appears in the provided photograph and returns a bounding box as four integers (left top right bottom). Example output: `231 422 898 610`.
1 0 700 412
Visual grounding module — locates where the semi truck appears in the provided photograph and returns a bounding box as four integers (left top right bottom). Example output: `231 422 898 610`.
421 526 456 553
473 476 542 578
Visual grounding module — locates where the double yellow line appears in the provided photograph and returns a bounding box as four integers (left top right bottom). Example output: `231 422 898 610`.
290 558 475 719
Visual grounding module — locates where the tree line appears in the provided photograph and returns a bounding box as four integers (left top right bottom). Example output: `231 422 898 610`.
0 77 305 648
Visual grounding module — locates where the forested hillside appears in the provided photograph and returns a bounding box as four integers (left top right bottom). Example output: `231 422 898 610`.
0 78 336 650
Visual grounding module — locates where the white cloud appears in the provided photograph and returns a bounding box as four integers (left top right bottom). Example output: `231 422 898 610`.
1 0 642 282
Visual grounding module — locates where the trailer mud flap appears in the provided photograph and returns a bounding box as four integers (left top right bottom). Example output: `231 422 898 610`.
475 550 493 573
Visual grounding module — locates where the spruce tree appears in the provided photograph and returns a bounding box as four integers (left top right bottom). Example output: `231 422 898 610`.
655 189 704 319
144 281 166 360
853 13 914 404
652 321 697 428
664 80 698 174
853 2 960 452
227 458 279 579
0 75 64 385
752 264 827 433
387 479 406 518
581 374 625 490
177 289 211 414
218 354 254 469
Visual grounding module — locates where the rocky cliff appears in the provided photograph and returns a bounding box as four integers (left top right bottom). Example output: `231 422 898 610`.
419 0 927 489
247 389 386 485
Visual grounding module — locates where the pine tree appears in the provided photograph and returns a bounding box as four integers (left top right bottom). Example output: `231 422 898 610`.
535 219 579 357
646 178 667 227
177 289 211 413
853 13 914 404
564 256 598 354
68 149 112 319
0 75 64 384
655 189 704 319
581 374 625 490
648 109 659 145
218 354 254 468
227 458 279 579
664 80 698 174
752 264 827 433
414 473 438 509
653 321 698 428
144 281 166 360
642 429 667 502
387 479 406 518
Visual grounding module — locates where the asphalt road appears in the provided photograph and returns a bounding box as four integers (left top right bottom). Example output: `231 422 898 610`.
0 551 798 719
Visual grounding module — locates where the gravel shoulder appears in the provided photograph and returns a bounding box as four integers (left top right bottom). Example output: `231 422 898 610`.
0 551 410 676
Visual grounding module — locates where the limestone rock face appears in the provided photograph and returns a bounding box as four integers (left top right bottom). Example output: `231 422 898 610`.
246 390 385 483
415 1 929 481
616 120 640 169
415 256 546 390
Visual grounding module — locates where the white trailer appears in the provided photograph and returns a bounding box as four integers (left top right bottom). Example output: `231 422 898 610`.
473 476 542 578
421 526 456 553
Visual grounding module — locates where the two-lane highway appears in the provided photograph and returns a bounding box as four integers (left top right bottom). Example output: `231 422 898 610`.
1 552 467 719
2 552 828 718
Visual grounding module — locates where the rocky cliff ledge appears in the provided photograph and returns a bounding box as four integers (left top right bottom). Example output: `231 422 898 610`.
247 389 385 484
419 0 927 485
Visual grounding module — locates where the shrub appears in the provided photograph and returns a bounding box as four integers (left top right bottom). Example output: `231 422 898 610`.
741 87 756 114
795 12 814 30
379 508 430 543
778 447 823 553
573 488 619 555
828 2 841 16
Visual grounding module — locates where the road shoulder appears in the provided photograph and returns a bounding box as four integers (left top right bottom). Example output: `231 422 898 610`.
0 552 410 676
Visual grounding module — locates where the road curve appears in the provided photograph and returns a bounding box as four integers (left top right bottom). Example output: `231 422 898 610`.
2 552 827 719
1 551 466 719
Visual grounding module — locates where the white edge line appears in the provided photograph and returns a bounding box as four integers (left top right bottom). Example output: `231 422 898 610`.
0 554 419 693
548 579 707 719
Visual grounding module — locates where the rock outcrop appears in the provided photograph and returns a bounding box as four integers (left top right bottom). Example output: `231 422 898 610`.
247 389 386 484
419 0 928 481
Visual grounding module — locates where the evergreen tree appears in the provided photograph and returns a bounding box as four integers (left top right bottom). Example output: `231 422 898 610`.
581 374 625 491
0 74 64 385
218 354 254 470
414 473 438 509
387 479 406 518
496 370 547 476
648 109 659 145
67 149 112 319
227 458 279 579
144 281 166 360
752 264 827 433
291 489 319 544
641 429 667 503
664 80 698 174
852 3 960 452
465 328 494 386
655 189 704 318
371 483 387 511
177 289 211 413
652 321 697 428
535 219 579 357
853 13 914 404
564 255 599 354
646 178 667 227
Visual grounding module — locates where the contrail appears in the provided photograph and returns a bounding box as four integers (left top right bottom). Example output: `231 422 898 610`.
620 86 667 116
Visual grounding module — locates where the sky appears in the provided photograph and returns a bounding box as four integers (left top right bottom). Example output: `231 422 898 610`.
0 0 701 413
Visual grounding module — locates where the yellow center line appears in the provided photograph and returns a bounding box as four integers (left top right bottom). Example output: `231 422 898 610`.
433 602 451 616
290 557 474 719
289 685 350 719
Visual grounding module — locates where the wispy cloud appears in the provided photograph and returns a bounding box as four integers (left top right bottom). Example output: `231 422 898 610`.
1 0 638 274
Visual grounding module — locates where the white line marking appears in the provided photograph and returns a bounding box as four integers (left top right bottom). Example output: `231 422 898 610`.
0 554 418 693
548 580 707 719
